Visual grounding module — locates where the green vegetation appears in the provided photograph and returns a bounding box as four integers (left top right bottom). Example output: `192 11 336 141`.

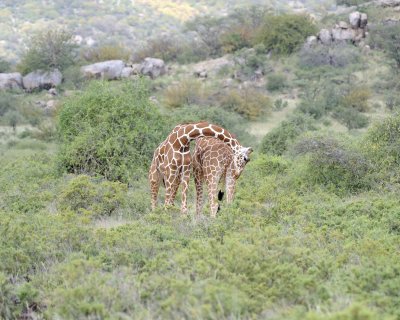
17 29 77 75
254 14 317 55
58 79 168 182
2 1 400 319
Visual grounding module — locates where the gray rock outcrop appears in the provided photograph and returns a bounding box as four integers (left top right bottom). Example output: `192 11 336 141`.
0 73 23 90
81 60 125 80
315 11 368 45
140 58 166 79
23 69 62 91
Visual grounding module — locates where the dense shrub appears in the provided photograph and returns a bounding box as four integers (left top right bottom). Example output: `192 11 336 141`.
365 113 400 168
82 44 130 63
299 43 361 68
333 106 369 129
341 87 371 112
0 58 11 73
260 114 317 155
163 79 205 108
292 135 373 192
266 73 287 91
254 14 317 55
57 79 168 182
0 92 14 116
233 46 268 79
369 23 400 69
17 28 77 75
219 88 271 120
336 0 371 5
58 175 127 217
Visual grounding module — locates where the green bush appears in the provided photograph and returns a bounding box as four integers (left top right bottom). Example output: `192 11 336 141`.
58 175 127 217
369 23 400 69
163 79 205 108
365 113 400 169
57 79 168 182
266 73 287 91
292 135 373 192
82 43 130 63
341 87 371 112
254 14 317 55
333 106 369 129
299 43 361 68
219 88 271 120
17 28 77 75
336 0 371 5
0 58 11 73
260 114 317 155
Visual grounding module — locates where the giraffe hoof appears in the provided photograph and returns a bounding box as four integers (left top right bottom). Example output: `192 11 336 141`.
218 190 224 201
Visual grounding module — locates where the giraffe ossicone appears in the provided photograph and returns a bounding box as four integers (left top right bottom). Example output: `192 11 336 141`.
148 121 249 213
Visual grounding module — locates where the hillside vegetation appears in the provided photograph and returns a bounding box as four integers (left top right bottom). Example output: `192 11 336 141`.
1 1 400 319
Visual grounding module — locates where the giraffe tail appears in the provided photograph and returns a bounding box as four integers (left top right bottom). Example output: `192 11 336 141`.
218 190 224 201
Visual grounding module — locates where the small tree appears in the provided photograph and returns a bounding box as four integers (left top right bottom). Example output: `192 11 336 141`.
4 110 22 133
254 14 317 55
17 28 77 75
369 24 400 70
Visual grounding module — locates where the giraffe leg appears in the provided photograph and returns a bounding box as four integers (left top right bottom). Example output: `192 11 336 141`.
164 166 180 207
149 161 161 210
206 176 219 218
180 166 191 214
225 169 236 204
193 163 204 216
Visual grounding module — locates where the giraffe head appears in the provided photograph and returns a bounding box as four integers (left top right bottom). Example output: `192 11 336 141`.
232 146 253 178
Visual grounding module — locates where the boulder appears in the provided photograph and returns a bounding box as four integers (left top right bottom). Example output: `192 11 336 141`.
194 69 207 78
360 13 368 28
338 21 349 29
376 0 400 7
0 73 23 90
48 88 58 96
140 58 166 79
332 27 355 41
349 12 361 28
23 69 62 91
318 29 332 45
305 35 318 47
121 67 135 78
81 60 125 80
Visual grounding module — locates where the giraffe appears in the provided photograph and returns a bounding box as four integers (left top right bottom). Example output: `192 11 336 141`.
148 121 250 213
193 137 252 217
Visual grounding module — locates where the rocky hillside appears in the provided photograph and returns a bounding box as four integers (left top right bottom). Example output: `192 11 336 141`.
0 0 337 62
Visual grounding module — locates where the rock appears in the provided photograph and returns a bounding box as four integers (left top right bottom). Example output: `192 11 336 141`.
339 21 349 29
23 69 62 91
35 100 47 108
318 29 332 45
140 58 166 79
0 72 23 90
349 12 361 28
48 88 58 96
305 35 318 47
131 64 141 75
332 26 355 41
376 0 400 7
121 67 134 78
81 60 125 80
194 69 207 78
192 56 233 77
360 13 368 28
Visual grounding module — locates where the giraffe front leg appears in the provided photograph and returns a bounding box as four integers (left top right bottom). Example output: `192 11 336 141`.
225 170 236 204
149 163 161 210
180 167 191 214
